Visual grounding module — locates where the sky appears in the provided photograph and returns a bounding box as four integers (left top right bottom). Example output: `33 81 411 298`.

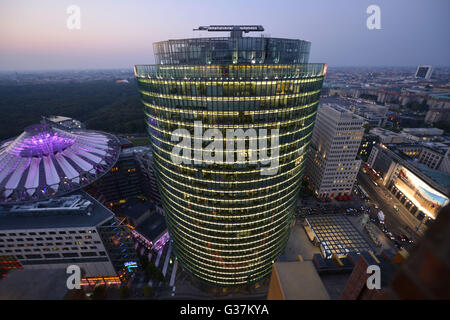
0 0 449 71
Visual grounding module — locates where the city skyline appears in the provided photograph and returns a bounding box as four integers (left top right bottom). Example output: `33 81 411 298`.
0 0 449 305
1 0 449 71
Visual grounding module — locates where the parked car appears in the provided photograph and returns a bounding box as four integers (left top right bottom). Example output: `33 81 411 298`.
394 240 404 250
398 233 413 244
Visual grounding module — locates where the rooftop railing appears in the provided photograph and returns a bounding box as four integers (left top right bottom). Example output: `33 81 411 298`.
134 63 327 80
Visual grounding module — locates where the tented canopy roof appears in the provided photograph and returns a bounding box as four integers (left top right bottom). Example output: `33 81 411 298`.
0 124 120 204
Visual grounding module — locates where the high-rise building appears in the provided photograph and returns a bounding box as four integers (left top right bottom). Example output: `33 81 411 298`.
135 25 327 286
306 104 364 198
415 65 433 79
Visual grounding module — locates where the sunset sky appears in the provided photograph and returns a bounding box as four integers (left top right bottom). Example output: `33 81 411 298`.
0 0 449 70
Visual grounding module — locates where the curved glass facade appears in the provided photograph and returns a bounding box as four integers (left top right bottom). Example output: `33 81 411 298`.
154 37 311 65
135 34 326 286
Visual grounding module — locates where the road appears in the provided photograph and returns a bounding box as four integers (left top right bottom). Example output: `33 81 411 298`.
357 169 424 242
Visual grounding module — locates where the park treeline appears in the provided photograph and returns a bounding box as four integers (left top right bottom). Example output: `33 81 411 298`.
0 80 146 140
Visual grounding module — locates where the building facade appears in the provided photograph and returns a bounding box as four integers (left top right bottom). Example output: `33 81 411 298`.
358 133 380 161
0 193 137 283
415 65 433 79
367 143 449 228
306 104 363 198
84 147 157 208
135 26 327 286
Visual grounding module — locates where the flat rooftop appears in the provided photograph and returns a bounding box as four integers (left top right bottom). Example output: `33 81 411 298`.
411 162 450 188
0 191 114 230
135 212 166 241
0 268 68 300
320 103 362 121
273 261 330 300
121 146 150 155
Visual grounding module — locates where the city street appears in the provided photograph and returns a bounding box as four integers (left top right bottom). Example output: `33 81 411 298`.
357 169 424 242
127 241 178 299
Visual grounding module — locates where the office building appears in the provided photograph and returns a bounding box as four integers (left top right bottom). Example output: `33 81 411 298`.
267 261 330 300
358 133 380 161
424 93 450 124
367 143 449 228
415 65 433 79
0 192 137 283
134 25 327 286
401 128 444 137
306 104 364 198
138 149 162 206
84 147 155 208
369 127 409 144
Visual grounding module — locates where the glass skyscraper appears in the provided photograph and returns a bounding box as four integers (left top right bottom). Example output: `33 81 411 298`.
134 26 326 286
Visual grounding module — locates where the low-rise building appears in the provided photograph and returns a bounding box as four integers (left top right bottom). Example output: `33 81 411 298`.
41 115 85 130
370 127 410 144
267 261 330 300
0 192 138 282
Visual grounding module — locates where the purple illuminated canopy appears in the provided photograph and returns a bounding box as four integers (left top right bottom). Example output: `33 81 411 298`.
0 123 121 204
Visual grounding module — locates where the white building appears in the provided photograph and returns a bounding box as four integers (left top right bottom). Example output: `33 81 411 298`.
306 104 364 198
369 127 409 144
415 65 433 79
401 128 444 137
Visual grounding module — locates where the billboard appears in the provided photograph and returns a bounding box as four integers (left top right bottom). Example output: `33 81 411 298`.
394 167 449 219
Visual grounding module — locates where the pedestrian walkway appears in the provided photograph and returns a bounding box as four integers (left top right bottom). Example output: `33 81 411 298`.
169 260 178 287
155 247 163 267
162 244 172 276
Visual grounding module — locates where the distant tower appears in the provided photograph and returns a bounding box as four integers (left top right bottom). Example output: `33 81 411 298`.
415 65 433 79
